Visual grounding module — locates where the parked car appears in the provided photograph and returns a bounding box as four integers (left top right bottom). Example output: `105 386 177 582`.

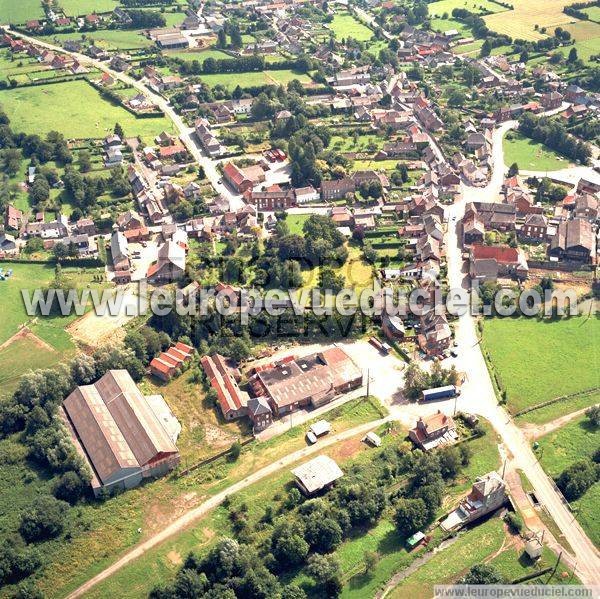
306 431 317 445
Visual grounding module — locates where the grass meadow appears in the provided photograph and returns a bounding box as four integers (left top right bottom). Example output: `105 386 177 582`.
0 0 44 24
329 12 374 41
427 0 506 17
0 80 172 141
483 314 600 414
59 0 119 15
41 29 153 50
198 69 311 90
537 416 600 547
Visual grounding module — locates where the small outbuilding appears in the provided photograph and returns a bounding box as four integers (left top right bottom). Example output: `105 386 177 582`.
292 455 344 496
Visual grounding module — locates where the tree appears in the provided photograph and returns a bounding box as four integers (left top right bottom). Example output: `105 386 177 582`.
304 515 343 553
272 531 309 568
363 550 379 574
460 564 506 584
114 123 124 139
30 175 50 205
230 26 242 49
53 471 86 503
507 162 519 177
306 553 341 582
217 28 227 48
585 405 600 427
557 459 598 500
568 47 578 63
480 39 491 57
438 446 461 479
19 496 69 542
393 498 428 537
229 440 242 461
78 150 92 173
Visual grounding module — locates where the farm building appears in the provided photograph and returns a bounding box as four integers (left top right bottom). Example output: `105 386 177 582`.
149 342 194 381
292 455 344 496
201 354 250 421
62 370 180 497
249 346 363 416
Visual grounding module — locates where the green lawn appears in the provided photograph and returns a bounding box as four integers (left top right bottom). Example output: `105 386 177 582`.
331 133 385 153
557 37 600 65
429 17 472 37
537 415 600 547
0 80 172 141
285 214 311 235
59 0 118 15
427 0 507 16
503 131 571 171
329 13 373 41
0 0 44 24
483 314 600 414
583 6 600 22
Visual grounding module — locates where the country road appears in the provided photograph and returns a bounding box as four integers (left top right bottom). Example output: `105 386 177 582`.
5 28 244 210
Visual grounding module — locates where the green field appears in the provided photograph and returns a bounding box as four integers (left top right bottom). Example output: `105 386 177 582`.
0 80 172 140
285 213 311 235
198 69 311 90
557 36 600 65
0 262 106 349
59 0 118 15
483 314 600 414
41 29 152 50
503 131 570 171
583 6 600 22
427 0 506 16
0 0 44 24
165 48 232 62
537 415 600 547
329 12 374 41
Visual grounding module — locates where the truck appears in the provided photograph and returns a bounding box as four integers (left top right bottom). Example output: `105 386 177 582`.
421 385 459 402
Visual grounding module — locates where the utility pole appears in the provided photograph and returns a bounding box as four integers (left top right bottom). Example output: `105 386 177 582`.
546 550 562 584
366 368 370 398
501 458 507 480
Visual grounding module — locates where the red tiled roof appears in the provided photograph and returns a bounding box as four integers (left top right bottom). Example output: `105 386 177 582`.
471 244 518 264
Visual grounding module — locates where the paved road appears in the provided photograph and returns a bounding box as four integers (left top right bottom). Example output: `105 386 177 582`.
442 129 600 585
6 28 243 210
65 417 390 599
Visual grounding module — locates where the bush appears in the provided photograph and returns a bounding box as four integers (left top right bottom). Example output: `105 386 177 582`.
19 496 69 543
557 459 599 501
504 512 524 534
393 498 428 538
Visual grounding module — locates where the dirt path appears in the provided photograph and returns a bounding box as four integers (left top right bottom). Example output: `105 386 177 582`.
0 326 56 353
522 406 597 441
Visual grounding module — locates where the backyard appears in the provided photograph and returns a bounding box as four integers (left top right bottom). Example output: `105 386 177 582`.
483 312 600 414
0 80 172 141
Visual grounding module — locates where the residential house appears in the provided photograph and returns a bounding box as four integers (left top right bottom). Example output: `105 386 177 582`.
321 177 355 201
469 244 529 281
441 471 507 531
417 310 452 356
409 411 458 451
4 204 23 231
519 213 547 241
201 354 250 420
146 240 186 283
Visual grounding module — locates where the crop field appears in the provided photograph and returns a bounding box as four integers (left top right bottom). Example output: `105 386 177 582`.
0 0 44 24
0 80 172 141
484 0 576 41
59 0 118 15
503 131 570 171
329 12 374 41
563 20 600 41
537 416 600 547
427 0 506 17
483 313 600 414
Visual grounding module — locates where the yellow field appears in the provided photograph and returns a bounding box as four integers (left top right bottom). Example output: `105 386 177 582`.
484 0 575 41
